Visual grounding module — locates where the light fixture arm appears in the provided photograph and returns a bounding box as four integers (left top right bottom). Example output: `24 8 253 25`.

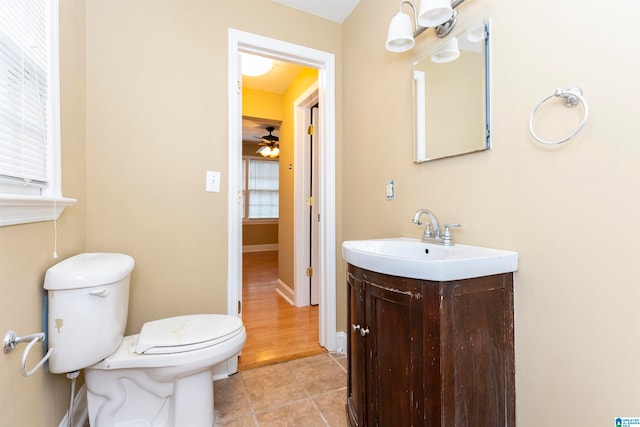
414 0 465 39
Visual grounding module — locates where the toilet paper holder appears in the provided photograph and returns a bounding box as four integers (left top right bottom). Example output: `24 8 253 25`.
3 330 53 377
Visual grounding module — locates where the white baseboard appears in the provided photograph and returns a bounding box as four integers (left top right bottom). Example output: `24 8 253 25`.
335 331 347 355
242 244 278 253
212 354 239 381
59 384 88 427
275 279 295 305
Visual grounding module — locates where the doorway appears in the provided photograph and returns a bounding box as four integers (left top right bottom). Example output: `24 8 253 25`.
227 30 338 355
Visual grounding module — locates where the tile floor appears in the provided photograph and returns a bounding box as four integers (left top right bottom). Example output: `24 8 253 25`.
214 352 348 426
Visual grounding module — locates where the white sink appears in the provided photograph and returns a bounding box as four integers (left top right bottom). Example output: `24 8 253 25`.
342 238 518 281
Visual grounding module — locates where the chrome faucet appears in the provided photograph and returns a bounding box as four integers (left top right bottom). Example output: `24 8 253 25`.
411 209 461 245
412 209 441 239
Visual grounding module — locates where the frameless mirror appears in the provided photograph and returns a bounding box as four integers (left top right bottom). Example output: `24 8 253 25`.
413 20 490 162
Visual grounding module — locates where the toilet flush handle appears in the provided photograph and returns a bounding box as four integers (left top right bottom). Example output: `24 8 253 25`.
89 289 109 298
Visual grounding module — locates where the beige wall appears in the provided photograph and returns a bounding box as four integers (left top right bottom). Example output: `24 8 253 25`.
0 1 87 425
342 0 639 425
83 1 341 335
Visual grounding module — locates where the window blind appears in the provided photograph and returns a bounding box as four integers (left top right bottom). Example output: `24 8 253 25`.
0 0 50 188
247 159 279 219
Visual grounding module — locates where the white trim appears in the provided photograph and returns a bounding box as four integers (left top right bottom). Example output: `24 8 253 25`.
228 29 337 352
0 195 76 226
212 355 240 381
242 244 278 253
275 279 295 305
335 331 347 355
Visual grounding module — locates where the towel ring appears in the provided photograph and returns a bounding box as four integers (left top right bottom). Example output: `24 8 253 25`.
529 87 588 145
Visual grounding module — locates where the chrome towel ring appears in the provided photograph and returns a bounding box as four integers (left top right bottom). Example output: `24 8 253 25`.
529 87 588 145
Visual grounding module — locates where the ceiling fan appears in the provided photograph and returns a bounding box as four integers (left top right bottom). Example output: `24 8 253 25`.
255 126 280 158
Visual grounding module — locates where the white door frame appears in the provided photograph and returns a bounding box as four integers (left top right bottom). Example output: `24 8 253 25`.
227 29 337 351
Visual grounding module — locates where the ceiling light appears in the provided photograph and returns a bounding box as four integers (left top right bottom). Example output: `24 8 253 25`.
241 53 273 77
257 146 280 158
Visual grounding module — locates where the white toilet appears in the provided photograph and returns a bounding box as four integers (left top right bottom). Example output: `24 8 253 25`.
44 253 246 427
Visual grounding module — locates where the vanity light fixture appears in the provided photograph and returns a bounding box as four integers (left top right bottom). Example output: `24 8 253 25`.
240 53 273 77
385 0 467 53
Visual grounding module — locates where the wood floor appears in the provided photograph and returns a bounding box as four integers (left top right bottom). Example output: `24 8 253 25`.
239 250 325 371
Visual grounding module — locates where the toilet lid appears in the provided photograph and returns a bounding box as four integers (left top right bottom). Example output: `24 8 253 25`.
135 314 244 355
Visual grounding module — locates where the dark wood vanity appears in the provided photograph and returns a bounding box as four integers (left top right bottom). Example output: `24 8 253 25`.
346 264 515 427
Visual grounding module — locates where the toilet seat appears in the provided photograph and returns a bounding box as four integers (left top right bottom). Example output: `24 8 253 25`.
136 314 243 354
88 314 246 370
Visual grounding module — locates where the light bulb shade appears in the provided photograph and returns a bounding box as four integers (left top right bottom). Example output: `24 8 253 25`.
431 37 460 63
385 11 415 53
418 0 453 27
466 23 486 42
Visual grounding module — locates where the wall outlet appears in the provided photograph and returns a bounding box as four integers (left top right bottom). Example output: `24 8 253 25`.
206 171 221 192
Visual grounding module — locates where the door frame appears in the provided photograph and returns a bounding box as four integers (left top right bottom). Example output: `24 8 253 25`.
227 29 337 351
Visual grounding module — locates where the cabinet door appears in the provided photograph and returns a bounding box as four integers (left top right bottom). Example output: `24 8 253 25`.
440 275 515 426
365 280 424 426
347 273 366 426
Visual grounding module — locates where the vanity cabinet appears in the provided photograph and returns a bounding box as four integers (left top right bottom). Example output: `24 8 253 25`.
346 264 515 427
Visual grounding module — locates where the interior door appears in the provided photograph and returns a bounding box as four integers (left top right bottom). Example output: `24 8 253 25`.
309 104 320 305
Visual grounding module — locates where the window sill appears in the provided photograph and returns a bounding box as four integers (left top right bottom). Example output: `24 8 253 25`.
0 195 77 226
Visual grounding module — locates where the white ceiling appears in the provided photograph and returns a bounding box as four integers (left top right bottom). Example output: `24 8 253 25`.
272 0 360 23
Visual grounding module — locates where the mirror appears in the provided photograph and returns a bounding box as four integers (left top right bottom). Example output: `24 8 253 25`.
413 20 490 162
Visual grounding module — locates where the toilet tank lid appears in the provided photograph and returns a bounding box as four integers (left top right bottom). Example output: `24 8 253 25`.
44 253 135 290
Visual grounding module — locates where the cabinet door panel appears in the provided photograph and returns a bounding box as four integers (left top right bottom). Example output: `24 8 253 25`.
366 282 423 426
347 273 366 426
441 276 515 426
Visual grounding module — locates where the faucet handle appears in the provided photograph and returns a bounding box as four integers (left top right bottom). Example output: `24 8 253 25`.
443 224 461 246
423 223 433 238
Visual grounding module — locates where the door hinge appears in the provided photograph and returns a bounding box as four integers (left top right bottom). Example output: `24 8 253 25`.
237 81 241 95
237 300 242 314
307 196 314 206
306 267 313 277
308 124 315 135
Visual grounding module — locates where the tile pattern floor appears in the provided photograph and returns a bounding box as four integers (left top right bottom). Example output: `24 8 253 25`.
214 352 348 426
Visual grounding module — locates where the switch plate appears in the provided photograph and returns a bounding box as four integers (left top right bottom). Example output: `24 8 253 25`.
206 171 221 192
386 180 394 200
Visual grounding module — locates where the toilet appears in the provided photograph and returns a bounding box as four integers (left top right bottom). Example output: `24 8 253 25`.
44 253 246 427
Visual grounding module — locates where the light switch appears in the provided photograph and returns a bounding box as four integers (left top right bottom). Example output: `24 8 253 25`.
205 171 221 192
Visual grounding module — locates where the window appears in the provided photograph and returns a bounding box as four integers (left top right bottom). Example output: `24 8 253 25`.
0 0 74 226
243 158 279 220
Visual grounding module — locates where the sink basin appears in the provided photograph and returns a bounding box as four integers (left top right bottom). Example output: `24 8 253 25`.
342 238 518 281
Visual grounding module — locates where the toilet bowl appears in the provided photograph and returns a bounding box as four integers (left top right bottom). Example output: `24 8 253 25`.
85 314 246 427
43 253 247 427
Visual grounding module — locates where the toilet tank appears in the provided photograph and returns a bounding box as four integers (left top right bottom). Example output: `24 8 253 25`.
44 253 135 374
